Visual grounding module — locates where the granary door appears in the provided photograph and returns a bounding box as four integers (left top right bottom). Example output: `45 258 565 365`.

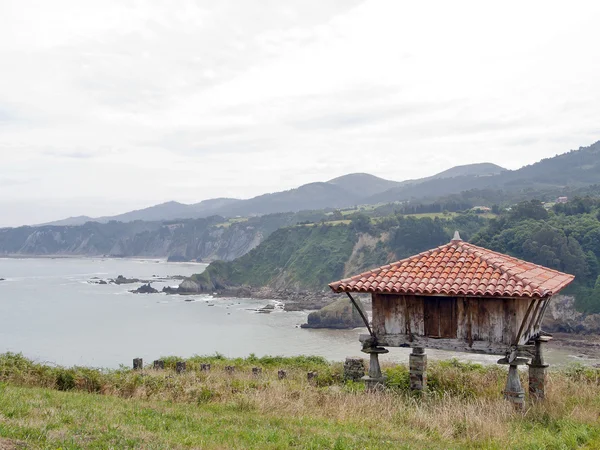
424 297 457 338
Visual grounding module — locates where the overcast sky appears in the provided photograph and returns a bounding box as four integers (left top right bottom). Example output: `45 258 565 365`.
1 0 599 227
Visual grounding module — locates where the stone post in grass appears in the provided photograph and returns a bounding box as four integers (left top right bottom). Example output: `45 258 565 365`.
344 357 365 382
133 358 143 370
528 336 551 401
409 347 427 392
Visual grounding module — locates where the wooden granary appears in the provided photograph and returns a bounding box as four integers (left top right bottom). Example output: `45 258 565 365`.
329 232 575 406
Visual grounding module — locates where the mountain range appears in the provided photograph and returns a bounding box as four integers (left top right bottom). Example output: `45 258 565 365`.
43 162 507 226
40 140 600 226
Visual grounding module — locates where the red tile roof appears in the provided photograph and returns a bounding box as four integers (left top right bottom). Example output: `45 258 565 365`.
329 236 574 299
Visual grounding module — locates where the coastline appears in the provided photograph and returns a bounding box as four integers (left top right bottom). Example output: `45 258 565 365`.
0 254 208 265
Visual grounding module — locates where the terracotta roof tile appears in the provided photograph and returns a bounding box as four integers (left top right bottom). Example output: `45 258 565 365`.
329 238 575 299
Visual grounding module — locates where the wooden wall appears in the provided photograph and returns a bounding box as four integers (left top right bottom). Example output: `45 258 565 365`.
371 294 539 351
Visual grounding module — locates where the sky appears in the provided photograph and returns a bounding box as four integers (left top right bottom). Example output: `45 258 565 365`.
1 0 599 227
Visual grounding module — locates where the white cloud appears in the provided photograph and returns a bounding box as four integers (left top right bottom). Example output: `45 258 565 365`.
0 0 599 226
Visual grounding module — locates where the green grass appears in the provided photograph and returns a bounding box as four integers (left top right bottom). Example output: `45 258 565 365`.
2 353 600 449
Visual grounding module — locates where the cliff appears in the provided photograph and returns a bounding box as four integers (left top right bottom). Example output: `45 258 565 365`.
0 212 322 262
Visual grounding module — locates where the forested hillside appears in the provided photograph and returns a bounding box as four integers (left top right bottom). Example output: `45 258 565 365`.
191 198 600 313
190 213 487 292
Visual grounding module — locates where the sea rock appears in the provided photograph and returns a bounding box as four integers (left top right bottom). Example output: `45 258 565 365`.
112 275 141 285
301 296 367 329
256 304 275 313
130 283 159 294
178 279 204 293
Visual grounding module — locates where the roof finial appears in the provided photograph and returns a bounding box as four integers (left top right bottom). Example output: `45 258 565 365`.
452 230 462 242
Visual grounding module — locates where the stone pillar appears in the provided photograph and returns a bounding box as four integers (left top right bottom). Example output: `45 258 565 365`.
361 346 388 392
153 360 165 370
278 370 287 380
176 361 186 374
528 336 551 401
201 363 211 372
343 357 365 382
409 347 427 391
252 367 262 377
498 356 528 410
225 366 235 374
133 358 143 370
307 371 318 383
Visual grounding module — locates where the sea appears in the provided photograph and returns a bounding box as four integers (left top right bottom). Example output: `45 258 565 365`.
0 257 595 368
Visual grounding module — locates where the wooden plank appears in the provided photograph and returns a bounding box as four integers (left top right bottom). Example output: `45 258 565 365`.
477 299 490 341
410 296 425 336
404 295 411 337
470 298 480 341
371 294 386 336
503 298 517 345
515 298 536 346
424 297 440 337
522 299 542 345
465 298 474 346
486 299 504 344
377 334 511 356
438 297 456 338
455 297 467 341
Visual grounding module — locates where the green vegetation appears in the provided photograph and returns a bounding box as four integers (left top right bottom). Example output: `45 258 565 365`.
188 196 600 314
473 198 600 312
195 224 358 290
1 353 600 449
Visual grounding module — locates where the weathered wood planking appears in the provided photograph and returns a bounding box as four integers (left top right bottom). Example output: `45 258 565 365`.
371 293 543 355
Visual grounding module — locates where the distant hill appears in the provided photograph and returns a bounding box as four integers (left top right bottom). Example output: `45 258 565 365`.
43 175 401 225
427 163 506 180
46 198 241 226
93 198 241 223
326 173 401 198
41 141 600 226
39 215 95 226
366 141 600 204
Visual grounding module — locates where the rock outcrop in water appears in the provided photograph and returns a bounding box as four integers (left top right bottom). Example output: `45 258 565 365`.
112 275 142 285
301 296 367 329
130 283 159 294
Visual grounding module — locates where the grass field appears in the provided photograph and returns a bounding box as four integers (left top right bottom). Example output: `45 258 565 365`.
1 353 600 449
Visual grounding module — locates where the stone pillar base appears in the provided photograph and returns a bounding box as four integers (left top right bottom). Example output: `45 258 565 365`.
528 365 548 400
362 376 387 392
528 336 551 401
361 344 389 393
498 357 528 410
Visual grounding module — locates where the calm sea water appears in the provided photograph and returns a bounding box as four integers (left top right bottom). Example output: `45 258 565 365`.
0 258 594 368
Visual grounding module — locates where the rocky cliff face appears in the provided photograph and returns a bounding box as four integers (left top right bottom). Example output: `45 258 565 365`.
0 218 266 262
543 295 600 334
